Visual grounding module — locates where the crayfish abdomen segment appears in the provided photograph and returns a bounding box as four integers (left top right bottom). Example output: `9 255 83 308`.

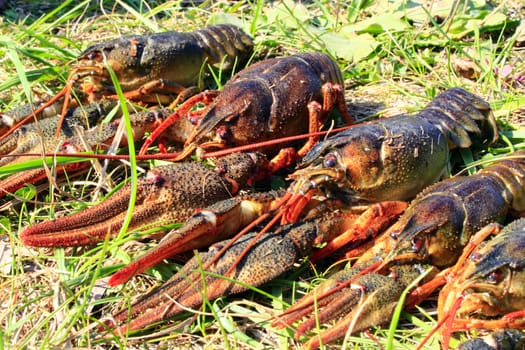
420 87 497 148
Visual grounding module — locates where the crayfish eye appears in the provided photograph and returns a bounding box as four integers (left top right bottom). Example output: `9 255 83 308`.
216 125 231 140
87 51 102 61
470 252 482 262
411 237 424 253
389 229 400 240
323 153 337 168
189 116 199 125
486 269 503 283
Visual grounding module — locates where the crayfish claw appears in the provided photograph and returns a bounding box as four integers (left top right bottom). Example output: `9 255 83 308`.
19 161 242 247
304 274 405 349
108 192 278 286
106 218 328 334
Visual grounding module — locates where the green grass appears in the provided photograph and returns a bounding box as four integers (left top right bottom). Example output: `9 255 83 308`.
0 0 524 349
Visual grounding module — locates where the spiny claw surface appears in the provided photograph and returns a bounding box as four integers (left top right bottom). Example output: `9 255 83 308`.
0 101 64 136
104 215 336 334
20 162 240 247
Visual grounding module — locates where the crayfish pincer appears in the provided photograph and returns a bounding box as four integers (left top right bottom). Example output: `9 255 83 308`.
102 215 339 333
273 151 525 349
102 205 408 333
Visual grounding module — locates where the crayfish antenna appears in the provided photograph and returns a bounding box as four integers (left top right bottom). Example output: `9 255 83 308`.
138 90 219 155
439 296 465 350
0 84 70 144
54 80 75 137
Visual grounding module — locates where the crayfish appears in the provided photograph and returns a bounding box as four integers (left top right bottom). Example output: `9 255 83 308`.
0 24 253 142
138 51 353 168
272 151 525 349
0 105 177 198
438 217 525 349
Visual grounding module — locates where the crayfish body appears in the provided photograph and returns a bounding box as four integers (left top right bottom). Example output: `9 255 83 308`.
0 99 117 167
76 24 253 102
0 105 181 198
140 51 353 163
285 87 498 219
0 24 253 144
185 51 348 151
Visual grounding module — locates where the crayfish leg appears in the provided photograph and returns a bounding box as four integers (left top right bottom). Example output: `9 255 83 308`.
112 79 198 106
138 90 219 155
301 273 405 349
296 82 354 160
310 201 408 262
